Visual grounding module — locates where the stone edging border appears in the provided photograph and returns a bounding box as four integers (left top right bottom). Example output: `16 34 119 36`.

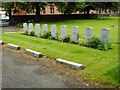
0 40 84 70
0 40 4 45
8 43 20 50
25 49 42 58
56 58 84 70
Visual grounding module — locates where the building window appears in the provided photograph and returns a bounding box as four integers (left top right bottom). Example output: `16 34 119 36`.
50 7 54 13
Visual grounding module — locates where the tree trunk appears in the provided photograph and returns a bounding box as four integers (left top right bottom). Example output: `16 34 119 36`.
8 9 12 25
99 9 101 14
87 9 90 15
36 4 40 16
84 11 85 14
35 4 40 22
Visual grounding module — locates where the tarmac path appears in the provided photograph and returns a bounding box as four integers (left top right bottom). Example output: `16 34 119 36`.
1 46 80 88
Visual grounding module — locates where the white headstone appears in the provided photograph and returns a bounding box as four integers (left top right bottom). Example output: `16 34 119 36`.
29 23 33 34
35 24 40 36
42 24 48 34
23 23 27 33
61 25 67 38
100 28 110 43
84 27 92 44
72 26 79 43
51 25 56 37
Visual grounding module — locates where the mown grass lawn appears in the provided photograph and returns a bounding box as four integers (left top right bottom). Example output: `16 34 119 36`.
20 16 118 44
0 16 119 86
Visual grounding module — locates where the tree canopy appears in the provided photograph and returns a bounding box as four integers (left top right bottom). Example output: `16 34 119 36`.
83 2 119 14
2 2 119 15
55 2 86 14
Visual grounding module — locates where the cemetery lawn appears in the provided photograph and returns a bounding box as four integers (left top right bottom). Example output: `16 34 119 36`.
0 17 119 86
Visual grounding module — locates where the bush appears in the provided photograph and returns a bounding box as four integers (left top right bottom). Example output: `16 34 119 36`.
48 36 58 40
40 31 52 39
98 40 112 51
30 31 35 36
86 36 100 49
85 36 112 50
59 35 71 43
79 42 85 46
105 65 120 84
23 31 28 35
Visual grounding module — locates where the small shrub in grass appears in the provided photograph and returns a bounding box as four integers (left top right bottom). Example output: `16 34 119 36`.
105 65 120 84
86 36 112 50
49 33 59 40
59 35 71 43
48 36 58 40
98 40 112 51
40 31 52 39
86 36 100 49
23 31 28 35
79 42 86 46
63 36 71 42
30 31 35 36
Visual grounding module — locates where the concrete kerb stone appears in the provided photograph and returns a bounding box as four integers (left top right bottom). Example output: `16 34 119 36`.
56 58 84 70
0 41 4 45
7 43 20 50
25 49 42 58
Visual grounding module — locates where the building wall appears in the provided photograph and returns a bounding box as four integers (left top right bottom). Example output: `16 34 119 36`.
14 10 26 15
41 5 61 15
0 7 4 11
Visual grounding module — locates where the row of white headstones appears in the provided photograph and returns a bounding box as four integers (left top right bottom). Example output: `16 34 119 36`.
23 23 110 44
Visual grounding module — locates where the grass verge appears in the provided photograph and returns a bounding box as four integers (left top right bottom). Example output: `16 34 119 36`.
0 32 119 86
1 16 119 86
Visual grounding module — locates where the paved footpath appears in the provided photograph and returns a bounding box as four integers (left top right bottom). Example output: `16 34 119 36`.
0 26 21 34
1 46 80 88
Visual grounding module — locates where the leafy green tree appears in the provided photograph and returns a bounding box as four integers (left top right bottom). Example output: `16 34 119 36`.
103 2 119 14
27 2 48 16
83 2 95 14
55 2 86 14
112 2 119 14
2 2 29 23
2 2 14 23
2 2 48 22
83 2 119 14
14 2 48 16
55 2 68 14
29 2 48 21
